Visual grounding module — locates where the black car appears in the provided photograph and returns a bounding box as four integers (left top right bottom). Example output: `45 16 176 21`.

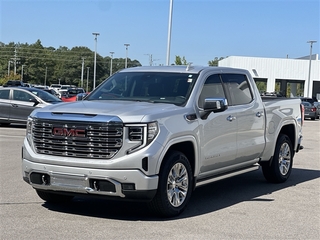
3 80 26 87
0 87 62 125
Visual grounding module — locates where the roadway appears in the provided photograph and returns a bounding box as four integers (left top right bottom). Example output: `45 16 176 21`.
0 120 319 239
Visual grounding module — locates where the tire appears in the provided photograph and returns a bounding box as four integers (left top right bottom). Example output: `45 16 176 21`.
36 190 74 203
262 134 293 183
311 117 316 120
148 150 193 217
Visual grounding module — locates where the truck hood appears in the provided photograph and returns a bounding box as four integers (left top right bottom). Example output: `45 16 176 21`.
32 100 185 122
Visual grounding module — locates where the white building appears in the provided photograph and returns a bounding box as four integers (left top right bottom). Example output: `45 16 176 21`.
218 55 320 99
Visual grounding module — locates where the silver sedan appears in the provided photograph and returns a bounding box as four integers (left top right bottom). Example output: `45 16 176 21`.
0 87 62 126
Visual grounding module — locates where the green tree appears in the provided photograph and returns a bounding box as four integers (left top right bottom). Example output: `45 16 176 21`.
208 57 225 66
174 55 188 65
0 40 141 88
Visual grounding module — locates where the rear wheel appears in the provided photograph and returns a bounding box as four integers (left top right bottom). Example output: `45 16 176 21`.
148 150 193 217
262 134 293 183
36 190 74 203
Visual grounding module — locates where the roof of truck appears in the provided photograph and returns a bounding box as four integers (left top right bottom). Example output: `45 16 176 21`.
119 65 247 74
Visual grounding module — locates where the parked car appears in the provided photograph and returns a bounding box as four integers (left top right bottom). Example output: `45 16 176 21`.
0 87 62 125
33 85 49 90
58 85 73 98
61 88 85 102
50 84 62 90
43 88 61 98
76 92 89 101
300 97 320 119
313 101 320 119
3 80 26 87
301 101 317 120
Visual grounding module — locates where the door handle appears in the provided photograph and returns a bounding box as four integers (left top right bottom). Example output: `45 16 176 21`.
227 115 236 121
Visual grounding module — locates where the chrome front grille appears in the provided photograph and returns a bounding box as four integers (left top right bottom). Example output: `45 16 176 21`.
32 119 123 159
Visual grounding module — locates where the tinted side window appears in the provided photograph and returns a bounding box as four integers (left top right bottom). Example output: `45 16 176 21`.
198 74 225 108
0 89 10 100
13 90 35 102
221 74 253 105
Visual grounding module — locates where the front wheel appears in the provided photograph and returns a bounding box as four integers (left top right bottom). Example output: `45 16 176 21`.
262 134 293 183
148 151 193 217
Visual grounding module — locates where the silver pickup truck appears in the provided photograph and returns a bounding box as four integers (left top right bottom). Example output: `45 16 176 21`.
22 65 303 217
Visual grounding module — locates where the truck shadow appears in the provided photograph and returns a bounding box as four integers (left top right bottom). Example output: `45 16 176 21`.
42 167 320 221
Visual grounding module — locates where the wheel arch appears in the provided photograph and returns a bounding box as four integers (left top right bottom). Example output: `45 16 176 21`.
279 124 296 156
157 137 197 179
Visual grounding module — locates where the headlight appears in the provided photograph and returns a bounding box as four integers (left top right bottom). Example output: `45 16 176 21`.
147 122 158 144
26 116 34 145
126 121 159 154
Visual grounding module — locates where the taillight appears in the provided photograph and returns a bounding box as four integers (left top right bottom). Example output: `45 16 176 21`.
300 104 304 126
311 107 316 112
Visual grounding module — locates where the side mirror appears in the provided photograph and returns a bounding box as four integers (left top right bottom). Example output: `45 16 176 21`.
200 98 228 120
29 98 40 106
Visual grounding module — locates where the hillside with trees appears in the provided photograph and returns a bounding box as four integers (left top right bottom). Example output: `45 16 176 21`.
0 40 141 90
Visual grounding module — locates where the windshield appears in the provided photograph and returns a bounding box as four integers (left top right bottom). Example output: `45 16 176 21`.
86 72 198 105
26 88 62 103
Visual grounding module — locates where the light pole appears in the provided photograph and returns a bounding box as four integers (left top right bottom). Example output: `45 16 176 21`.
307 40 317 98
110 52 114 75
124 44 130 68
86 67 90 92
81 57 85 88
92 32 100 89
166 0 173 65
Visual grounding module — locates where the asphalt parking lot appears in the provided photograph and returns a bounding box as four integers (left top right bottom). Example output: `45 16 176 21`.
0 120 319 239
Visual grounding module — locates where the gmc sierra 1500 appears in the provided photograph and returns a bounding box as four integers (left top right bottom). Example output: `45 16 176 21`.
22 65 303 217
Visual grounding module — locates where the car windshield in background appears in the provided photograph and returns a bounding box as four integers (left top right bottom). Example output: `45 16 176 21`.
67 88 85 96
26 88 62 103
86 72 198 106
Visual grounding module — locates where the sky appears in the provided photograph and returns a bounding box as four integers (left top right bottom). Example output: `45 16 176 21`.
1 0 319 67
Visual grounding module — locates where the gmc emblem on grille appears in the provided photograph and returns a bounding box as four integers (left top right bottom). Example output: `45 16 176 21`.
52 127 86 137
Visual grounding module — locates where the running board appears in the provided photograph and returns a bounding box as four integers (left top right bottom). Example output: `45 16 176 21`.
196 164 260 187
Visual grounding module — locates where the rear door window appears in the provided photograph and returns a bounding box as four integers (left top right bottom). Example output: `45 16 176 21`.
220 74 253 105
0 89 10 100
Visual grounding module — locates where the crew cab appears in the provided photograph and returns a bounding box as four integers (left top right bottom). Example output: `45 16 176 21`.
22 65 303 217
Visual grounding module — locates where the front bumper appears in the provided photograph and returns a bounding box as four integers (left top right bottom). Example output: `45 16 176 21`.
22 158 159 201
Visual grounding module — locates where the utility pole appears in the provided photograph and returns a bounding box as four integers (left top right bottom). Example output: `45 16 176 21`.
145 54 160 66
12 46 20 75
145 54 152 66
